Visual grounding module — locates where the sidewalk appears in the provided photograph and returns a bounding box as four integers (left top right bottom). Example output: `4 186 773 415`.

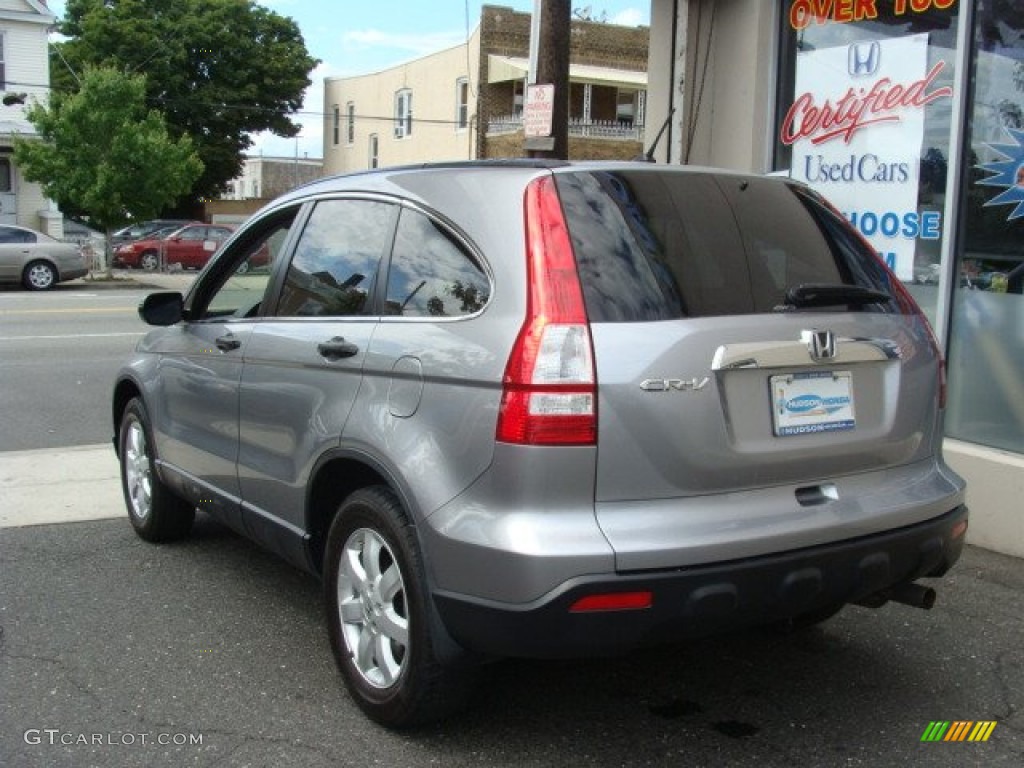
73 268 199 292
0 444 125 528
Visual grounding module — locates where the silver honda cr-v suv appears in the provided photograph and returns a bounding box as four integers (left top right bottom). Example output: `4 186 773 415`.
113 161 967 727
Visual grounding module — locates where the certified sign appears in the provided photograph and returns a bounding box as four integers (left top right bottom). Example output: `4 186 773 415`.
524 84 555 138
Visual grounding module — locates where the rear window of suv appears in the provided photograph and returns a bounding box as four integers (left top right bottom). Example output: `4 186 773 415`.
554 169 891 321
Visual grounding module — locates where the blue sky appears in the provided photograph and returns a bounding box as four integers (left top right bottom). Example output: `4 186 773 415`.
48 1 651 160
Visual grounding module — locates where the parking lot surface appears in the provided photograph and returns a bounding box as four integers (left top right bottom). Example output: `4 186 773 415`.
1 514 1021 767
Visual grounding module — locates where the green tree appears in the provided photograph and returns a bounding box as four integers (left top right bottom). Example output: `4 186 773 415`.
53 0 318 206
14 67 203 275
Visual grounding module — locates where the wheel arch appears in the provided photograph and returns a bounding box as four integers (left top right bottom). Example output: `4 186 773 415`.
305 448 422 577
111 377 144 457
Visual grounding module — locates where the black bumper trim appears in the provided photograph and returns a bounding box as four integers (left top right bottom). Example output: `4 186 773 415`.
433 505 968 658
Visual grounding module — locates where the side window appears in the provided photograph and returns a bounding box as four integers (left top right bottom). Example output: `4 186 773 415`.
179 227 207 241
275 199 398 317
385 208 489 317
0 228 36 244
394 89 413 139
199 207 298 319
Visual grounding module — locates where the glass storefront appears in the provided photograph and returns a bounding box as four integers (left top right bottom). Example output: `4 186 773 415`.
947 0 1024 454
774 1 1023 456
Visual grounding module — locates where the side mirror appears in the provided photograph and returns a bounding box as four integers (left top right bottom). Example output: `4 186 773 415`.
139 292 184 326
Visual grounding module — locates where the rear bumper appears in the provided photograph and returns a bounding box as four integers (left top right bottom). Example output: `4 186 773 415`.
433 504 968 659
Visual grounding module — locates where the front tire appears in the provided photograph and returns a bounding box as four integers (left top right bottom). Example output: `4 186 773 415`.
324 486 474 727
139 251 159 271
23 260 57 290
118 397 195 542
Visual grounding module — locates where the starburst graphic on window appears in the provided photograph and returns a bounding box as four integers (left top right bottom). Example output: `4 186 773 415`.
977 127 1024 221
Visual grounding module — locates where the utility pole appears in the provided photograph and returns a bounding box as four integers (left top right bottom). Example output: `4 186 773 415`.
526 0 570 160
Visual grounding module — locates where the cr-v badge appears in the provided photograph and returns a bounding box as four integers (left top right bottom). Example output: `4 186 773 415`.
639 377 710 392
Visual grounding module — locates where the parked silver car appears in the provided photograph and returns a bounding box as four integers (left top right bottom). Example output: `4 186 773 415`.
0 224 87 290
113 161 968 727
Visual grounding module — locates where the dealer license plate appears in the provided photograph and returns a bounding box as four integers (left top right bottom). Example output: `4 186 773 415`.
771 371 856 437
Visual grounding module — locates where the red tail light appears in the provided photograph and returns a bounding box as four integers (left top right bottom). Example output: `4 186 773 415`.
496 175 597 446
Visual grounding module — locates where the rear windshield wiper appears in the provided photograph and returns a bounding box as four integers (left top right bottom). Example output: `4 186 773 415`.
775 283 892 311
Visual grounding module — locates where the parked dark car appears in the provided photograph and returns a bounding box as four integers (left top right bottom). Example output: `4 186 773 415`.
113 161 968 727
0 224 87 290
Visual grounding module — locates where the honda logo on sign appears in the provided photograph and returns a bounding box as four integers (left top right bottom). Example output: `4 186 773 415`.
848 41 881 77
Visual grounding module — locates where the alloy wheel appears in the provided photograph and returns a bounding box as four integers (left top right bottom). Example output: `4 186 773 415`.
337 527 409 688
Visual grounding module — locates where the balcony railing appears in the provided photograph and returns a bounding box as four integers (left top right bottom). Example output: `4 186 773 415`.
488 115 645 141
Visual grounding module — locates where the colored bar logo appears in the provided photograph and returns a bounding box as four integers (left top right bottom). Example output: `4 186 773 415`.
921 721 997 742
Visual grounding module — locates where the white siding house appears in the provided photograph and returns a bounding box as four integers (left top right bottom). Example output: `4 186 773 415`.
0 0 61 236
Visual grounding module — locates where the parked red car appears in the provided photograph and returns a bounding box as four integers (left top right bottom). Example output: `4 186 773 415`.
113 224 234 270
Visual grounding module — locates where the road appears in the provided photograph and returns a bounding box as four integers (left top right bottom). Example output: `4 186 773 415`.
0 281 164 451
1 518 1022 768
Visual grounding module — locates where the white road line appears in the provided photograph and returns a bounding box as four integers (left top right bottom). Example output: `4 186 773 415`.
0 332 145 341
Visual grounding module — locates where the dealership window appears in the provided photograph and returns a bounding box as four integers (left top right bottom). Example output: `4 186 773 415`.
774 2 959 326
456 77 469 130
945 1 1024 455
331 104 340 146
394 89 413 139
0 156 11 192
346 102 355 145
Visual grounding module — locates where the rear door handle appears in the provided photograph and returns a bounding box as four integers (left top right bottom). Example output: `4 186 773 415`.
317 336 359 360
215 333 241 352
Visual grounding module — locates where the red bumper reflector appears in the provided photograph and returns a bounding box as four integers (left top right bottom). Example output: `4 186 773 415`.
569 592 653 613
952 519 968 540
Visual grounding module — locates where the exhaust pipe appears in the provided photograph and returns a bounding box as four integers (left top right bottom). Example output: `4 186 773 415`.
855 581 937 610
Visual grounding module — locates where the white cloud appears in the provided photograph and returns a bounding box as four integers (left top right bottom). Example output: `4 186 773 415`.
610 9 647 27
341 28 466 62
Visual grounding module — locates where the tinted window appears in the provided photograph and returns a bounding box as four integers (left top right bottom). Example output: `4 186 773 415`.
385 209 489 317
275 199 397 317
555 171 885 321
179 227 207 241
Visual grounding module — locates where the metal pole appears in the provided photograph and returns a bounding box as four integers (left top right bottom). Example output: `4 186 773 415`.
527 0 570 159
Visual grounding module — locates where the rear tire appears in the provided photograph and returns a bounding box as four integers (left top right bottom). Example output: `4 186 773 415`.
324 486 474 727
22 260 56 290
118 397 195 542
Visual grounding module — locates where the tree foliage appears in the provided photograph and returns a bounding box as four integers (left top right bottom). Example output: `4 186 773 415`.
54 0 319 204
14 67 202 235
